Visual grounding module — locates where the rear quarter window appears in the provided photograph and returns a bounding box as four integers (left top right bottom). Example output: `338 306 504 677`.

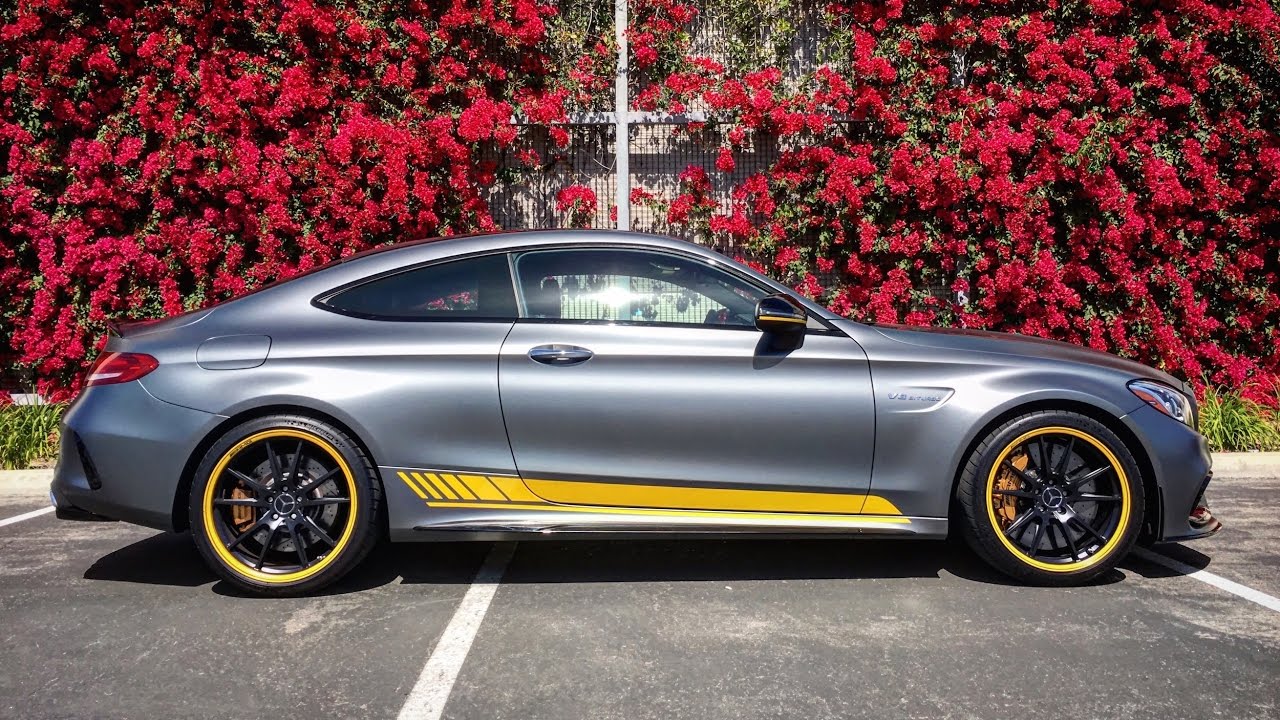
319 254 517 320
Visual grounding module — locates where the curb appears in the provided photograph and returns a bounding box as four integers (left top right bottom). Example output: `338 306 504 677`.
4 452 1278 494
1210 452 1280 477
0 469 55 495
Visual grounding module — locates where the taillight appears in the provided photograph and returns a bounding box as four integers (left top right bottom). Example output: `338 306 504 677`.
85 352 159 387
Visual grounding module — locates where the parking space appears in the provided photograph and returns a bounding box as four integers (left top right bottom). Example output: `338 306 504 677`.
0 495 52 527
453 532 1280 720
1149 475 1280 600
0 515 490 719
0 473 1277 719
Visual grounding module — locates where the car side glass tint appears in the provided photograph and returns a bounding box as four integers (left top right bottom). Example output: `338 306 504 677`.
322 253 517 320
512 248 766 327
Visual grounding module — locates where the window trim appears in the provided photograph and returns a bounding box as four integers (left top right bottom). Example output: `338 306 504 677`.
311 242 841 334
509 244 840 334
311 249 519 323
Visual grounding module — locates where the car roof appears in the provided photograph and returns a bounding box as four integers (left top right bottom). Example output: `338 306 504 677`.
296 230 742 286
346 229 720 263
222 230 790 308
202 229 846 326
215 230 718 303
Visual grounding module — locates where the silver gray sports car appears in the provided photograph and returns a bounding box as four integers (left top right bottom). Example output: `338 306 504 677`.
51 230 1217 594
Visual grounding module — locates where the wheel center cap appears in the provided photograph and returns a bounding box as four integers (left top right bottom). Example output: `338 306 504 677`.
273 494 297 515
1041 486 1065 509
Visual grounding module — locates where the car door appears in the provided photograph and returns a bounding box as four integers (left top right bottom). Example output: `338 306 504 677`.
498 245 878 514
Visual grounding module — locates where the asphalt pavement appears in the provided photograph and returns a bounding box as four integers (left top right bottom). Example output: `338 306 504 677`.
0 471 1276 719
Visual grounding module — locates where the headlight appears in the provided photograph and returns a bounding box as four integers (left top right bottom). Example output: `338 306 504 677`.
1128 380 1194 426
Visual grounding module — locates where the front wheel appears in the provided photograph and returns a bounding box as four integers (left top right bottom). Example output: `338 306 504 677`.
189 415 382 596
957 411 1143 585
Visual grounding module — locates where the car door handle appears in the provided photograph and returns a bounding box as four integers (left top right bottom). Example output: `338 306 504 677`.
528 345 594 366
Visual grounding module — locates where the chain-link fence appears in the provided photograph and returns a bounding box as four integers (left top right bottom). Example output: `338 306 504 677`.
646 0 834 105
487 125 617 231
488 1 832 244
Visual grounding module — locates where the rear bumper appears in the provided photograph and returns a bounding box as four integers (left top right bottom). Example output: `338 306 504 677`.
1121 403 1216 543
50 382 224 531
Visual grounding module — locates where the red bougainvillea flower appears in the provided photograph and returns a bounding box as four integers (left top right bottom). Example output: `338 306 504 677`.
555 184 598 228
715 147 736 173
1 0 1279 407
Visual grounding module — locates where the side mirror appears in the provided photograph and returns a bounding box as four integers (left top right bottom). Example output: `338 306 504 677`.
755 294 807 334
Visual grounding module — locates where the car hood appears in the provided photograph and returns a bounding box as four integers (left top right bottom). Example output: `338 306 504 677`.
868 323 1187 390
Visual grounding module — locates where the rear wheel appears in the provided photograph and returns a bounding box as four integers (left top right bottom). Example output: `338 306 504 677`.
957 411 1143 585
190 415 381 596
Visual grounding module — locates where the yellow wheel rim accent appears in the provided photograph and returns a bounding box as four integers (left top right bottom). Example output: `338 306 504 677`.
203 429 358 585
985 427 1131 573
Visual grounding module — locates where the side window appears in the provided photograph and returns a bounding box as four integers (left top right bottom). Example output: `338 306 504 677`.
512 248 768 328
321 254 517 320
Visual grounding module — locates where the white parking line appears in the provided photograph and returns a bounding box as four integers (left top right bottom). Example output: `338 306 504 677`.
0 506 54 528
1133 547 1280 613
398 542 516 720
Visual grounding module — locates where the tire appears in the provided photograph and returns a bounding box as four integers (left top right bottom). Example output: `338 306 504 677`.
956 410 1143 586
189 415 382 596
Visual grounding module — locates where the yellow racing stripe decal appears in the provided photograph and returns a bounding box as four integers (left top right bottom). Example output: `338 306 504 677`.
398 472 428 500
408 472 441 500
523 478 878 515
423 501 912 524
489 476 541 502
459 474 506 501
392 470 904 519
424 473 458 500
439 473 476 500
860 495 902 515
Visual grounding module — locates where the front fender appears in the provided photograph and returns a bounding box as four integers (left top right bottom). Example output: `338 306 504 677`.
866 357 1147 519
1119 403 1213 542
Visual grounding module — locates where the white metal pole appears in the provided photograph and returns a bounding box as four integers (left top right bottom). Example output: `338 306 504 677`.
614 0 630 231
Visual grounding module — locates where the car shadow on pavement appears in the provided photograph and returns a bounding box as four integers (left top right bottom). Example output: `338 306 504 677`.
1121 542 1213 579
438 538 1124 588
83 533 1128 595
80 531 494 597
83 531 216 587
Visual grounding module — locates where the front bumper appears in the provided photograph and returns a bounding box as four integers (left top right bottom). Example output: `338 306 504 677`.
1161 477 1222 543
50 382 224 531
1121 403 1217 543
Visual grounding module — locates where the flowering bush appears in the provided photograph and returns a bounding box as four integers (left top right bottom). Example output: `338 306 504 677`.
628 0 1280 403
2 0 1278 405
1 0 569 399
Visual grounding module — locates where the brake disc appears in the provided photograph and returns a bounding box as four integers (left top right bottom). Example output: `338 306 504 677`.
246 456 339 554
993 452 1029 527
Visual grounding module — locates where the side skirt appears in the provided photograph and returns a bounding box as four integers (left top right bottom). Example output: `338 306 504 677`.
393 507 948 542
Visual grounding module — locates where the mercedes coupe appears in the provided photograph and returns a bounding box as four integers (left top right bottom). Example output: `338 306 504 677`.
50 230 1217 594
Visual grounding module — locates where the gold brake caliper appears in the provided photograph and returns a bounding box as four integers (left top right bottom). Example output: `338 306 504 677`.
230 485 255 529
993 452 1029 528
